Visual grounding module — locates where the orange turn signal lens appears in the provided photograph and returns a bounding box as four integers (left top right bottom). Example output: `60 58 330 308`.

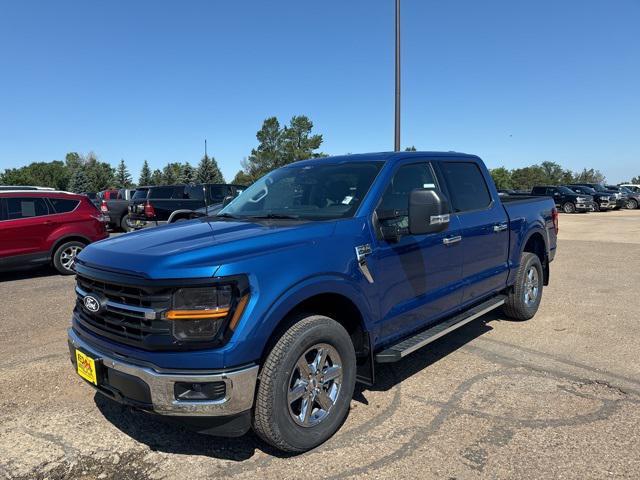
166 307 230 320
228 295 249 331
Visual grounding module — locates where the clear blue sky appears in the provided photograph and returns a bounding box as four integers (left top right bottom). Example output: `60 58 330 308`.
1 0 638 183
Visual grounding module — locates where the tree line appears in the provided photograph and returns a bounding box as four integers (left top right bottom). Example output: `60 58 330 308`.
1 115 637 193
487 162 620 191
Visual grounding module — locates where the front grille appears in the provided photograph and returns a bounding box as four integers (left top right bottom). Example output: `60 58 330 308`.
74 273 175 349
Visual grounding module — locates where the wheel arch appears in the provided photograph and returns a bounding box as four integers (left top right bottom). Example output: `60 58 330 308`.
521 230 549 285
49 234 91 260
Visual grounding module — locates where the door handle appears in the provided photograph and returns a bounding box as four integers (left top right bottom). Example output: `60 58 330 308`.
443 235 462 245
493 223 508 233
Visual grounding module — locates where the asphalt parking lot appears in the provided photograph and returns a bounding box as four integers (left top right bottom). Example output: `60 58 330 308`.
1 210 639 480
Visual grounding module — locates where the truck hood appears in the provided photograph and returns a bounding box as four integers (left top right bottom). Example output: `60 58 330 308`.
77 218 335 279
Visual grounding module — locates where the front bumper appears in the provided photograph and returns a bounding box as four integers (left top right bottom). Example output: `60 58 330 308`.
67 328 258 417
575 201 595 211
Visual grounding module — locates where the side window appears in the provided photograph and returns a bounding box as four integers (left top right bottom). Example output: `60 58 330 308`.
185 185 204 200
5 197 49 219
377 162 437 230
546 188 556 196
0 199 7 221
441 162 492 213
49 198 80 213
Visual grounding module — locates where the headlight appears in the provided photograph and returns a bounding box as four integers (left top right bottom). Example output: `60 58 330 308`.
165 283 249 342
576 197 586 203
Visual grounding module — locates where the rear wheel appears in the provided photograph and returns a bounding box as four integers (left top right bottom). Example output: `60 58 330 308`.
53 241 86 275
252 315 356 452
562 202 576 214
503 252 543 320
120 214 132 232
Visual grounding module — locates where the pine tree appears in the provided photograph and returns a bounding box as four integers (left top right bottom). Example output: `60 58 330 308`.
150 169 164 186
197 155 225 183
139 160 152 186
162 163 180 185
179 162 197 184
68 167 90 193
115 159 133 188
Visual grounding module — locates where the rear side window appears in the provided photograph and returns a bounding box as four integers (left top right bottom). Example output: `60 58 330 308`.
49 198 80 213
148 186 185 199
132 188 149 200
185 185 205 200
441 162 492 213
531 187 546 195
5 197 50 219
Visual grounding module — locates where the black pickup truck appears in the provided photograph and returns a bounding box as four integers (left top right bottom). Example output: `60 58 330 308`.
99 188 137 231
128 183 245 228
529 186 594 213
567 183 625 210
565 185 615 212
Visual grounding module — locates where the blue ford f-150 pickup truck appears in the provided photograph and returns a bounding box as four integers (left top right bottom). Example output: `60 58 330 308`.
68 151 558 452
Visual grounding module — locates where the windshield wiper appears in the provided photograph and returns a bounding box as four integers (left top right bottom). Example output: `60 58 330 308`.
247 213 301 220
215 213 240 219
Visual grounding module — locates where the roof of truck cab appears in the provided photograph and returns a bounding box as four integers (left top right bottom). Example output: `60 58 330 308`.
289 151 478 167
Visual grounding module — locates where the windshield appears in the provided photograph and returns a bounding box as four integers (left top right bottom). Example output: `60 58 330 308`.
132 188 149 200
591 184 608 192
219 161 383 220
557 186 575 194
619 186 632 194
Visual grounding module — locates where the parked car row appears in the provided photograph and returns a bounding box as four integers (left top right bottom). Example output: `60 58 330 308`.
502 183 638 213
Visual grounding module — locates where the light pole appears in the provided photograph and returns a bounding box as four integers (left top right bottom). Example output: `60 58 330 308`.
394 0 401 151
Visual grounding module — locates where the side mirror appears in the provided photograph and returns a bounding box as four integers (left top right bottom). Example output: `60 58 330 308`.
222 195 235 207
408 189 451 235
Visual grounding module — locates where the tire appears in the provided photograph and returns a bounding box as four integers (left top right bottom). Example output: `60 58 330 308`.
562 202 576 214
52 240 86 275
503 252 543 321
626 199 638 210
592 202 601 212
120 214 131 232
253 315 356 452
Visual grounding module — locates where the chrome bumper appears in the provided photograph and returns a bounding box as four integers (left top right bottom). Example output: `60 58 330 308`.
68 328 259 416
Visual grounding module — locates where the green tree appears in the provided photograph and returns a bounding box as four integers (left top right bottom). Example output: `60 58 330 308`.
162 162 182 185
573 168 605 184
64 152 83 173
68 167 90 193
139 160 152 186
631 175 640 184
404 146 417 152
150 169 163 185
84 152 115 192
179 162 197 184
239 115 324 183
232 169 253 186
510 165 548 191
115 159 133 188
0 161 70 190
489 167 513 190
197 155 224 183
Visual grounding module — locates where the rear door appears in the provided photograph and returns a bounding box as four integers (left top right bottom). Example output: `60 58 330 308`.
369 160 464 341
437 161 510 304
0 196 54 259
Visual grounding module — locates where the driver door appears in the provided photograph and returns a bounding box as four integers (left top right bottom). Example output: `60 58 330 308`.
368 161 464 343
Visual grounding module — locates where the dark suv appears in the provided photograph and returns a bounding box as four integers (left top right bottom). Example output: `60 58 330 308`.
128 184 245 228
530 186 594 213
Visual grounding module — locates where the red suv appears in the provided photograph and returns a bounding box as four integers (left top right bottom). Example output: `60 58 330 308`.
0 191 109 275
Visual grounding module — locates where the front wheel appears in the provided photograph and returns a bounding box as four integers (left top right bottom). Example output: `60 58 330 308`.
626 199 638 210
562 202 576 214
53 241 86 275
503 252 543 320
252 315 356 452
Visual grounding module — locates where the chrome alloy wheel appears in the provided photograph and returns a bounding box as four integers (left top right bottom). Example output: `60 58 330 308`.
60 245 82 271
523 266 539 306
287 343 343 427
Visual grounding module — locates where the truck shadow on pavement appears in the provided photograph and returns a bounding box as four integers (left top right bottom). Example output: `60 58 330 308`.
0 266 59 283
94 312 502 462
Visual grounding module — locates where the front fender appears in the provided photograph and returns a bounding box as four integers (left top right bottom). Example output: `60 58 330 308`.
167 209 199 223
222 273 376 367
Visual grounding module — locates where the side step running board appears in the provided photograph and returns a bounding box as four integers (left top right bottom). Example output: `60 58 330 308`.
375 295 506 363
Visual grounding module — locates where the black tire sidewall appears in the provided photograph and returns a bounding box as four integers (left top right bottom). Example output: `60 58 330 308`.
517 254 543 318
53 241 85 275
267 318 356 451
120 214 131 232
